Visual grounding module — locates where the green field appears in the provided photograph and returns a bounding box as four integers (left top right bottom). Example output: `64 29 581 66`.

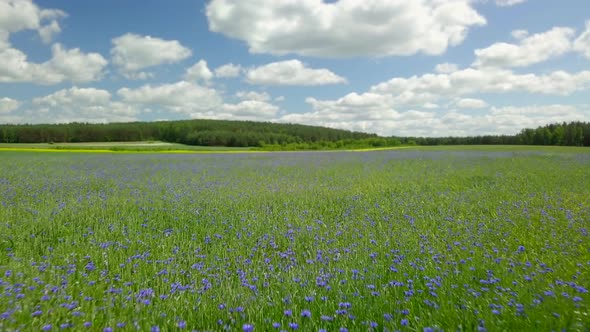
0 147 589 331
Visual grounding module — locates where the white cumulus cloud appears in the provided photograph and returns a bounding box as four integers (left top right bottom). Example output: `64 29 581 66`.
495 0 527 7
574 20 590 59
246 60 346 86
117 81 222 114
455 98 488 109
184 60 213 82
28 87 138 123
236 91 271 102
0 0 66 44
214 63 242 78
206 0 486 58
0 97 20 114
111 33 192 77
0 43 107 84
474 27 574 68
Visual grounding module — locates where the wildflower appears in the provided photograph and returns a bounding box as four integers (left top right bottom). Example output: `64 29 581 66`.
42 324 52 331
243 323 254 332
301 309 311 318
289 322 299 329
401 318 409 326
177 321 187 328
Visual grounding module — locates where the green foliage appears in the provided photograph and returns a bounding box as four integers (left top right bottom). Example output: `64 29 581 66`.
0 120 375 147
0 119 588 148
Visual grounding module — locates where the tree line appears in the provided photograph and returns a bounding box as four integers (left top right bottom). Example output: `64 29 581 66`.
0 120 588 148
0 119 376 147
400 121 589 147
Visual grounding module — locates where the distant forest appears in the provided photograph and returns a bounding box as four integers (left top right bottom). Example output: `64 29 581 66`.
0 119 589 149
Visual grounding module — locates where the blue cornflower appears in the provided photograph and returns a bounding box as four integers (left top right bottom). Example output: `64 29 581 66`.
272 322 281 329
401 318 409 326
42 324 52 331
284 309 292 316
83 322 91 328
289 322 299 330
301 309 311 318
243 323 254 332
32 310 42 317
151 326 160 332
177 321 187 328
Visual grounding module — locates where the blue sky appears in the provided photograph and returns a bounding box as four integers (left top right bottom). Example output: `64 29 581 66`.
1 0 589 136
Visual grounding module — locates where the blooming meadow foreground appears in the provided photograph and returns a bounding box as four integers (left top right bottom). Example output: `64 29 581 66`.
0 149 589 331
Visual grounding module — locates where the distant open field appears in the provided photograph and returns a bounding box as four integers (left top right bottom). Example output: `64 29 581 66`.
0 147 589 331
2 142 589 154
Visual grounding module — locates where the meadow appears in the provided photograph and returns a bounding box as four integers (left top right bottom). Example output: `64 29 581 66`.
0 147 589 331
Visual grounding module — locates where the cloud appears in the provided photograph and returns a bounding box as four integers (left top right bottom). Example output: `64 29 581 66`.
111 33 192 76
28 87 138 123
214 63 242 78
0 43 107 84
281 93 589 136
474 27 574 67
495 0 527 6
574 20 590 59
0 1 104 85
184 59 213 82
219 100 279 120
206 0 485 58
43 44 108 82
0 0 66 44
435 63 459 74
371 68 590 106
117 81 223 114
246 60 346 86
455 98 488 109
236 91 271 102
0 97 20 114
117 80 281 121
511 29 529 40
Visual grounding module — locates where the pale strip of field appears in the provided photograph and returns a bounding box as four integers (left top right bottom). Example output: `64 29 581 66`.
0 147 268 154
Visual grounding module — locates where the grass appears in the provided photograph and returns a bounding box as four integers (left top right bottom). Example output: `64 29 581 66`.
0 147 589 331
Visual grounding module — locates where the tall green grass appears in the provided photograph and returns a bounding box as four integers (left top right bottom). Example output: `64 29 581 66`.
0 148 588 331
